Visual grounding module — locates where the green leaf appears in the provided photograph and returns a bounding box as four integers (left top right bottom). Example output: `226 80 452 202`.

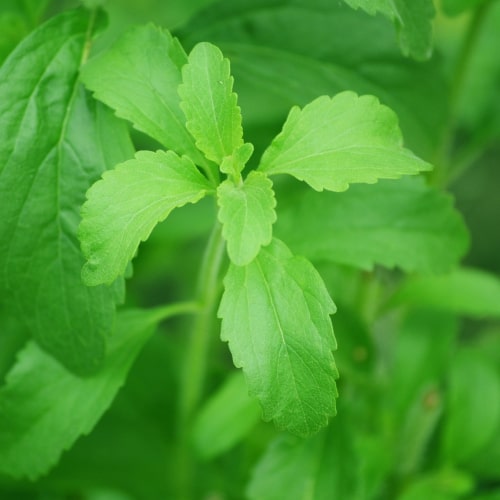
342 0 435 60
0 8 132 375
80 24 206 166
391 268 500 318
218 238 338 437
443 349 500 464
179 42 244 165
247 408 359 500
0 308 165 480
192 372 262 460
80 150 212 286
274 177 469 273
217 171 277 265
259 92 431 192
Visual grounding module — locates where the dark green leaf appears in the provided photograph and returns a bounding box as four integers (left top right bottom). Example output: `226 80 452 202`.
80 150 212 286
343 0 435 60
218 238 338 437
0 8 132 374
0 308 164 480
275 177 469 273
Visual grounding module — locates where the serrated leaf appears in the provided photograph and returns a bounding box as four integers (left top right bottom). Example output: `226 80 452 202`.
218 238 338 437
192 372 262 460
80 24 206 166
247 408 359 500
80 150 212 286
179 42 244 165
275 177 469 273
0 308 163 480
217 171 277 265
259 92 431 192
343 0 435 60
391 268 500 318
0 8 131 375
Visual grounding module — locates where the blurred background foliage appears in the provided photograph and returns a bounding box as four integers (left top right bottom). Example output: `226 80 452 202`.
0 0 499 499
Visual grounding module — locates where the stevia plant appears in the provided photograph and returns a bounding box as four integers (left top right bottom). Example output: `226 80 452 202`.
1 1 499 499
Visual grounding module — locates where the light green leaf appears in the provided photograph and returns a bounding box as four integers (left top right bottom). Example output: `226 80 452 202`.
217 171 277 265
80 150 212 286
179 42 244 165
391 268 500 318
259 92 431 192
275 177 469 273
247 408 359 500
192 372 262 460
218 238 338 437
0 8 131 375
343 0 435 60
80 24 206 166
0 308 166 480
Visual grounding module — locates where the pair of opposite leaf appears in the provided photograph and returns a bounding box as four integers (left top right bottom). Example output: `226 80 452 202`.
79 33 431 436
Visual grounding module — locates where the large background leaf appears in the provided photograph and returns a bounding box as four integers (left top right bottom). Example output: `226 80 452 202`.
343 0 435 60
0 8 133 374
0 308 163 479
275 177 469 273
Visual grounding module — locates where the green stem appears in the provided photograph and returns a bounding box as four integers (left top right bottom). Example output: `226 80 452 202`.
146 301 201 324
432 0 493 185
176 220 226 498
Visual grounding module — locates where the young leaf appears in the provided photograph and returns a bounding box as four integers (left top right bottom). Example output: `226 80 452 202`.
80 24 206 166
217 171 277 265
258 92 431 192
0 8 131 375
0 308 163 480
275 177 469 273
179 42 244 165
342 0 435 60
218 238 338 437
79 150 213 286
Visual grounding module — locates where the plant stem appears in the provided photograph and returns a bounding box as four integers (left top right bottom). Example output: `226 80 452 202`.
176 219 226 498
432 0 493 185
